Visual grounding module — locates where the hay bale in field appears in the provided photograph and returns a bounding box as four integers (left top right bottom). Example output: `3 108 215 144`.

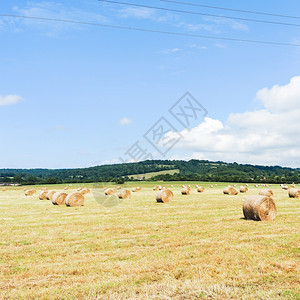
197 187 205 193
210 185 213 188
77 188 82 192
80 188 90 195
42 187 48 192
65 192 84 207
116 186 121 190
105 188 115 195
181 186 191 195
2 187 6 192
64 187 69 190
156 189 173 203
118 189 131 199
52 192 68 205
46 190 56 201
288 188 300 198
170 185 174 188
259 189 273 198
240 186 248 193
38 191 48 200
136 187 141 191
243 195 277 221
25 189 36 196
223 186 238 195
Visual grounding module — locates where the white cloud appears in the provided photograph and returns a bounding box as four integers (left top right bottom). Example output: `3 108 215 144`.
161 48 181 54
120 117 133 126
164 76 300 167
0 94 23 106
256 76 300 112
118 7 156 19
9 2 107 36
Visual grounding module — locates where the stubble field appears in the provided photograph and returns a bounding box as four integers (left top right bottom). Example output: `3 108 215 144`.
0 182 299 299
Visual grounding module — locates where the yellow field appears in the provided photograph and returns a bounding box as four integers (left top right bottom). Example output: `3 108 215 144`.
0 182 299 299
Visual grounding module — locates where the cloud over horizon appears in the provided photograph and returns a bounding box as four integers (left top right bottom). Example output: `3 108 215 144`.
165 76 300 168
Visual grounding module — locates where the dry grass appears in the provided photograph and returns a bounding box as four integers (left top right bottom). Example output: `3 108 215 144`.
0 182 299 299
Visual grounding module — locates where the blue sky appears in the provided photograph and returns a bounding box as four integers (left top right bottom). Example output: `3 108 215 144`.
1 0 300 168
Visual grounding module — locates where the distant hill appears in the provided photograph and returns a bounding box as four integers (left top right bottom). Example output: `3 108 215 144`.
0 160 299 185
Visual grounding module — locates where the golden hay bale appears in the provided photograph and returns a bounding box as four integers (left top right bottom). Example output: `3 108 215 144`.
197 187 205 193
42 187 48 192
116 186 121 190
223 186 238 195
132 187 137 192
243 195 277 221
170 185 174 188
23 188 27 191
46 190 56 201
65 192 84 207
156 189 173 203
136 187 141 191
38 191 48 200
77 188 82 191
288 188 300 198
181 187 191 195
2 187 6 192
64 187 69 190
259 189 274 198
153 186 158 191
240 186 248 193
210 185 213 188
118 189 131 199
80 188 90 195
25 189 36 196
52 192 68 205
105 188 116 195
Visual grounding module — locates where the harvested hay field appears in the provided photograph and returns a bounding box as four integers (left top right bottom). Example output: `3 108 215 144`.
0 182 299 299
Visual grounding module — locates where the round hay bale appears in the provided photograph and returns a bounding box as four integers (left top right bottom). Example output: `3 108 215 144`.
181 187 191 195
80 188 90 195
2 187 6 192
288 188 300 198
153 186 158 191
25 189 36 196
223 187 238 195
46 190 56 201
105 188 115 195
118 189 131 199
65 192 84 207
38 191 48 200
64 187 69 190
136 187 141 191
259 189 273 197
197 187 205 193
240 186 248 193
210 185 213 188
243 195 277 221
52 192 68 205
42 187 48 192
156 189 173 203
170 185 174 188
132 187 137 192
281 185 288 190
77 188 82 192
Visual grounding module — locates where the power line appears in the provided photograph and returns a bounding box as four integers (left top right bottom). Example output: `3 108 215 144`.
99 0 300 28
1 13 300 47
161 0 300 21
